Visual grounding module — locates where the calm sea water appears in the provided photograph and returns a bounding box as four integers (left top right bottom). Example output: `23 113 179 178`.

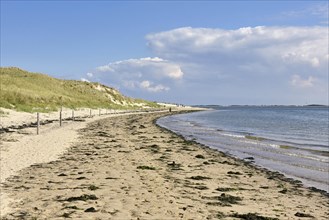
157 106 329 192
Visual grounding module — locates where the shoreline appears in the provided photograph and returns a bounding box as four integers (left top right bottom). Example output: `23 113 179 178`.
155 119 329 196
157 110 329 194
1 110 328 219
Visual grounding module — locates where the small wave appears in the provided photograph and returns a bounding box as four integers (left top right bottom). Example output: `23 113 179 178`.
157 111 329 192
281 151 329 163
289 163 329 172
217 132 245 139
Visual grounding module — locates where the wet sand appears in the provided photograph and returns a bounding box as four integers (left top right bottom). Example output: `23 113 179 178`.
1 111 328 219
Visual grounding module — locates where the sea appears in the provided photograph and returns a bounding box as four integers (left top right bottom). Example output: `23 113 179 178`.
157 106 329 192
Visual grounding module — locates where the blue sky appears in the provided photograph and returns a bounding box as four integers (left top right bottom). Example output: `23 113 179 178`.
1 1 328 105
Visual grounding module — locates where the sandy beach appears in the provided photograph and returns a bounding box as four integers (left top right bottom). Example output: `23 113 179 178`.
1 110 328 219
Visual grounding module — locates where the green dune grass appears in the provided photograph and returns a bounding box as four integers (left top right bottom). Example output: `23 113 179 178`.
0 67 159 112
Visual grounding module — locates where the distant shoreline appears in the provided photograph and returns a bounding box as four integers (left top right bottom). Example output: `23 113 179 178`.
194 104 329 108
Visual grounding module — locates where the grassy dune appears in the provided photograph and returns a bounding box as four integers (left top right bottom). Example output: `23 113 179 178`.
0 67 159 112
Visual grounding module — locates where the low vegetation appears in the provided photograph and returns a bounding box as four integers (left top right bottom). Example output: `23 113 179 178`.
0 67 159 112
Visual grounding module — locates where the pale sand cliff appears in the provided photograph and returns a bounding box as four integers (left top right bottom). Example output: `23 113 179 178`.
1 110 328 219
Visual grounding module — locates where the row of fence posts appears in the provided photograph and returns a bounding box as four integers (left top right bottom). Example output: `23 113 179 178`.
36 109 96 135
35 108 169 135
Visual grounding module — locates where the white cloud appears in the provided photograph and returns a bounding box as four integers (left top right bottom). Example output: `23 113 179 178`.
86 72 93 78
97 57 183 79
97 65 114 72
280 3 329 24
146 26 328 70
123 81 136 89
140 80 169 92
145 26 328 104
291 74 316 88
310 57 320 68
90 57 182 94
81 78 90 82
309 3 329 18
87 26 328 104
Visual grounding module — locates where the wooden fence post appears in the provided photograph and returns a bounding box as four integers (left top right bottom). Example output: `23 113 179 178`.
60 110 62 126
72 110 75 121
37 112 40 135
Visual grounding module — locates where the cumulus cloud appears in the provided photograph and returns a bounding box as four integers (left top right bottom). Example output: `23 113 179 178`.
97 57 183 79
291 74 316 88
139 80 169 92
145 26 328 104
86 72 93 78
146 26 327 70
81 78 90 82
88 57 182 95
86 26 327 104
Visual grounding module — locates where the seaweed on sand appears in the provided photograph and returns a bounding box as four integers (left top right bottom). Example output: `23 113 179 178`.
294 212 315 218
137 165 156 170
203 193 242 206
230 213 279 220
88 185 99 191
195 154 205 159
190 176 212 180
167 161 184 171
64 194 98 202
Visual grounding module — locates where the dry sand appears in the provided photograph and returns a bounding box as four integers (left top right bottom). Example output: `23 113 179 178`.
0 109 128 217
0 108 170 218
1 110 328 219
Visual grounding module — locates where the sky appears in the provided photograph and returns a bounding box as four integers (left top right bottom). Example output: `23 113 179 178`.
1 1 328 105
